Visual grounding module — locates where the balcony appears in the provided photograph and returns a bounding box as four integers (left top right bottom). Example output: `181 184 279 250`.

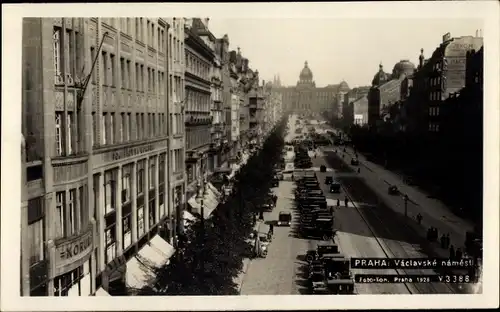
185 151 201 163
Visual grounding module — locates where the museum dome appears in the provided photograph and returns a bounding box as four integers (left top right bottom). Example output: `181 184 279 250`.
392 60 416 79
338 80 350 92
299 61 313 81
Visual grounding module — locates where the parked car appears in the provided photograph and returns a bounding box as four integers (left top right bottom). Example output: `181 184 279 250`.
388 185 399 195
325 176 333 184
278 211 292 226
350 158 359 166
320 165 327 172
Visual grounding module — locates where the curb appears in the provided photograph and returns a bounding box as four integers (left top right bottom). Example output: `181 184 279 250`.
237 258 252 293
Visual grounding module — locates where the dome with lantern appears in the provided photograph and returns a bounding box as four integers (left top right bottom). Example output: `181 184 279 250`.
372 63 391 87
338 80 350 93
299 61 313 81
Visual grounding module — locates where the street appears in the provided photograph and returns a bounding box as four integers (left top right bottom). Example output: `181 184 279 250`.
241 115 436 294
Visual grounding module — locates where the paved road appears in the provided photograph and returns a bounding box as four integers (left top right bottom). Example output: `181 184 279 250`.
319 148 459 293
239 180 311 295
311 154 413 294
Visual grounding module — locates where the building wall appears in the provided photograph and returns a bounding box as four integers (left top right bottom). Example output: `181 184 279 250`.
184 24 214 198
353 96 369 126
166 17 186 246
21 17 173 297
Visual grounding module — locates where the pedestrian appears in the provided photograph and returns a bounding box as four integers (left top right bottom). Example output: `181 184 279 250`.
357 167 361 173
291 173 294 181
269 224 274 235
445 233 451 249
440 234 446 249
426 227 432 241
259 211 264 221
449 245 456 259
434 228 439 242
344 197 349 207
456 248 463 260
253 213 257 225
337 198 340 206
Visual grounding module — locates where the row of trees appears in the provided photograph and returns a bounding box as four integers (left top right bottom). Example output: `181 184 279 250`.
344 86 482 223
139 120 287 295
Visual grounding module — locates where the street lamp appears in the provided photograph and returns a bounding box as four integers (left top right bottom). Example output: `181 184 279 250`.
404 194 409 217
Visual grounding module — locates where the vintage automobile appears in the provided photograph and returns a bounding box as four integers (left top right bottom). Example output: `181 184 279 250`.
278 211 292 226
324 258 355 294
276 171 284 180
305 244 340 263
271 177 280 187
320 165 327 172
325 176 333 184
329 180 341 193
388 185 399 195
350 158 359 166
301 218 336 241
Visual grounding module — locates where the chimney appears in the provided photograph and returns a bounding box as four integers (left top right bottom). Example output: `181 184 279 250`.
204 18 210 28
475 29 478 37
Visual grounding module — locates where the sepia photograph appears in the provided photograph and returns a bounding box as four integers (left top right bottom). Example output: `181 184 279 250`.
2 1 499 311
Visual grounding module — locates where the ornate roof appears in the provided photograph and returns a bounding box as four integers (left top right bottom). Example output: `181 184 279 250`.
338 80 350 92
299 61 313 81
372 63 391 87
391 60 415 79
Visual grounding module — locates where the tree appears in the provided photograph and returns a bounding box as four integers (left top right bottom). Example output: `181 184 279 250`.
139 117 288 296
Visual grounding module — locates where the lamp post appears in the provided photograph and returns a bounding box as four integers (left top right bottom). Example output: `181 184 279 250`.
404 194 409 218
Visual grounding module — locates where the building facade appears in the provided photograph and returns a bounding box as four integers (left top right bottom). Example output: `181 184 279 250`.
215 34 231 170
367 61 415 128
183 20 214 201
21 17 176 297
274 61 349 115
166 17 186 247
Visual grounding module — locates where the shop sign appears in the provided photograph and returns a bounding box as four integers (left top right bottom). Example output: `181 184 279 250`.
111 144 154 161
55 229 93 270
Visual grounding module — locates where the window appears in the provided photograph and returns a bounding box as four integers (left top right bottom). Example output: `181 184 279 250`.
55 112 63 156
149 158 155 190
137 206 145 237
56 192 66 237
122 212 131 250
127 113 132 141
142 113 146 138
120 113 125 143
27 198 44 266
102 52 107 86
105 227 116 264
436 107 440 116
120 58 126 87
136 113 141 139
102 113 107 145
110 54 116 86
53 265 86 296
104 171 116 215
91 112 96 147
137 161 144 195
53 28 62 79
135 63 140 92
79 186 87 229
149 197 156 227
159 154 165 185
122 165 131 203
110 113 115 145
68 189 77 235
127 60 132 90
67 113 73 155
136 19 140 40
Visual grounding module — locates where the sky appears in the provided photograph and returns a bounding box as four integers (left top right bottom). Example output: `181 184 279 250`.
208 18 483 88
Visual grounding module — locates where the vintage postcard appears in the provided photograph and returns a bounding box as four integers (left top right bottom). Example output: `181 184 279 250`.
2 1 499 311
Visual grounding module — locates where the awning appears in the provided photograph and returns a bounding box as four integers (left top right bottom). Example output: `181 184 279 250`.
149 234 175 261
95 287 110 296
126 236 175 292
125 256 155 291
201 188 219 219
183 210 197 228
208 182 221 198
187 196 201 211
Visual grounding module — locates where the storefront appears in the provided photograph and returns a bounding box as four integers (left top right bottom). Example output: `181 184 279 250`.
51 225 95 296
124 234 175 295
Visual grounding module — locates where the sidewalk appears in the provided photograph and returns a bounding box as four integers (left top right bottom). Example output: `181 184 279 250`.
234 257 252 294
341 145 475 255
